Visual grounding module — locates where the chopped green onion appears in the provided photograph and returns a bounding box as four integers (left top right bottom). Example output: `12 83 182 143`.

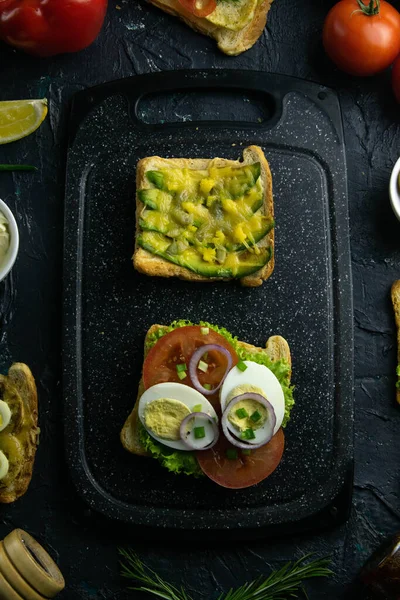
194 426 205 439
178 371 187 380
226 448 238 460
202 351 208 360
203 383 212 391
237 360 248 372
235 407 249 419
241 428 255 440
250 410 262 423
200 327 209 335
176 363 187 373
198 360 208 373
242 449 252 456
192 404 202 413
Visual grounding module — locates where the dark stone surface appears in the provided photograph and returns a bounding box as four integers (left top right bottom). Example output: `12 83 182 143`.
0 0 400 598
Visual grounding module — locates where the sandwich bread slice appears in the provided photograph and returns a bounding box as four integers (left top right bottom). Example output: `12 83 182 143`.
121 324 291 457
0 363 39 503
133 145 274 287
147 0 274 55
391 280 400 404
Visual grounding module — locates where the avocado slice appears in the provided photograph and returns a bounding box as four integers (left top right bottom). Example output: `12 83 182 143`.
220 163 261 198
137 231 272 279
146 171 165 189
138 189 173 212
227 217 275 252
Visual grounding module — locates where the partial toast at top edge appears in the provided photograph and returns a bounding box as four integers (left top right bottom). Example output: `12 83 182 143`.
133 145 274 287
0 363 39 504
120 324 291 457
146 0 274 56
391 280 400 405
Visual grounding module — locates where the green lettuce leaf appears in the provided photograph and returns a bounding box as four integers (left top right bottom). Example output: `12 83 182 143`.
139 421 203 477
141 320 295 475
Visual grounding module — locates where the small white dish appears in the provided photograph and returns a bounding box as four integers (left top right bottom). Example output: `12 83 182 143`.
0 199 19 282
390 156 400 223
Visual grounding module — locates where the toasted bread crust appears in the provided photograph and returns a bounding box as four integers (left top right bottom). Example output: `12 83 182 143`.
0 363 38 504
133 145 274 287
391 280 400 405
146 0 274 56
121 324 291 456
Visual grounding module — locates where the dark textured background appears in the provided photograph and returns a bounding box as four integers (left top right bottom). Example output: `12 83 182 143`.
1 0 400 598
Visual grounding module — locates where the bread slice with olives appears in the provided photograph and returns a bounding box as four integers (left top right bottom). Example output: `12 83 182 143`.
391 280 400 405
133 145 274 287
120 324 291 457
0 363 39 503
146 0 274 56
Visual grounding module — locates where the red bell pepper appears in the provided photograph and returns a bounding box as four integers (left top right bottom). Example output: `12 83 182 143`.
0 0 108 57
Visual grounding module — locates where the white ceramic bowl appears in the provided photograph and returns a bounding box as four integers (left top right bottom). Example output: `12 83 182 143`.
390 156 400 223
0 199 19 282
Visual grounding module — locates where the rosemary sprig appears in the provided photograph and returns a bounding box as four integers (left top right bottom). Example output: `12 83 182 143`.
119 550 332 600
119 548 193 600
218 555 333 600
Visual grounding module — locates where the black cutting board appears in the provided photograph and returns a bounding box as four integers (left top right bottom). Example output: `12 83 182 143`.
63 70 353 537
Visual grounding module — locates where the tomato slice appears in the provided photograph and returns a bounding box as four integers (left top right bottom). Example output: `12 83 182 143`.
177 0 217 18
196 429 285 489
143 326 238 409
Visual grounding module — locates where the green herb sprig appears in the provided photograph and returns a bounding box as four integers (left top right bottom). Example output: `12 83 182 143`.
0 164 37 172
119 550 332 600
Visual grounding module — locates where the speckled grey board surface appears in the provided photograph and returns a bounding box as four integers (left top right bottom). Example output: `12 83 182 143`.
63 70 353 534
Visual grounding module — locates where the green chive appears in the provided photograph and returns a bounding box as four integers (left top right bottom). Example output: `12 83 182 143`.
0 164 37 172
178 371 187 380
250 410 261 423
194 426 205 439
226 448 238 460
176 363 186 373
237 360 247 372
200 327 209 335
203 383 212 391
202 352 208 360
242 449 251 456
198 360 208 373
235 407 248 419
192 404 202 413
241 428 255 440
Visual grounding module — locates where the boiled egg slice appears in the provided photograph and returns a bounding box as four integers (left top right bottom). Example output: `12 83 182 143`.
138 382 218 451
0 400 11 432
220 361 285 438
0 450 9 480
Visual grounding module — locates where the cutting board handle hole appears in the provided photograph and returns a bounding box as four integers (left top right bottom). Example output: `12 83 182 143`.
134 89 277 126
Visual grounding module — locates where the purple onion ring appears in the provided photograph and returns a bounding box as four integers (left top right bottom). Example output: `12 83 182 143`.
221 393 276 450
189 344 233 396
179 412 220 450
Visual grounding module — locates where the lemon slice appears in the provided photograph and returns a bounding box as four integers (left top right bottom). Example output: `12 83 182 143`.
0 99 48 145
205 0 258 31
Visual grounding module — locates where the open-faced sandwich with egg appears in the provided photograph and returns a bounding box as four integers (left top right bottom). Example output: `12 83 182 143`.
146 0 274 56
0 363 39 503
133 146 274 288
121 321 294 489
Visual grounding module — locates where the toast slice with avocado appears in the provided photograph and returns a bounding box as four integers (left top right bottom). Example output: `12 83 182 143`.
133 145 274 288
146 0 274 56
121 323 291 458
391 280 400 405
0 363 39 503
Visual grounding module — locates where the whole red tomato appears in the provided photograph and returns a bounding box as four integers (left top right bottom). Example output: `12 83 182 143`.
323 0 400 76
393 56 400 102
0 0 108 57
